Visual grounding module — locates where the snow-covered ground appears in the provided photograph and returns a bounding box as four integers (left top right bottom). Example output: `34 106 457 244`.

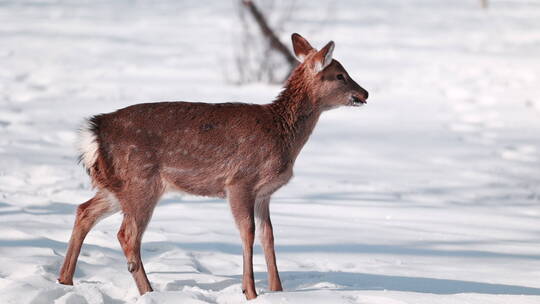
1 0 540 303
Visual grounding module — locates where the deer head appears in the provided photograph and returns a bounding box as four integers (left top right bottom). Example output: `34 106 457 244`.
291 33 369 110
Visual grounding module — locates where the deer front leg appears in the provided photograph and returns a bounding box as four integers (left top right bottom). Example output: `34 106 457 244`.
228 185 257 300
255 197 283 292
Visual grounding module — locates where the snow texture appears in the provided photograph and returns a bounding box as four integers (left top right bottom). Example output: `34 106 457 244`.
1 0 540 303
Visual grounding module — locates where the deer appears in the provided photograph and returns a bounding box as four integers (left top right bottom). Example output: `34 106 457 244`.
57 33 369 300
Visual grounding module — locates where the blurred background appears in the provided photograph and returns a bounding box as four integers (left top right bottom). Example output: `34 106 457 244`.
0 1 539 303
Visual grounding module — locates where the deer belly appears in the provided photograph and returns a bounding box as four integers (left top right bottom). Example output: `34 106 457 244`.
161 166 227 198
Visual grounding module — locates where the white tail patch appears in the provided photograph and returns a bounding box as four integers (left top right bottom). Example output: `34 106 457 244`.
78 119 99 171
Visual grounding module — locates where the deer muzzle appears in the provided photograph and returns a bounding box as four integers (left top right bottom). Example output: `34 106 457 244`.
351 95 367 106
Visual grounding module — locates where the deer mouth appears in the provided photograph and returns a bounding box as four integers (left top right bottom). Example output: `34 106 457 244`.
350 96 367 106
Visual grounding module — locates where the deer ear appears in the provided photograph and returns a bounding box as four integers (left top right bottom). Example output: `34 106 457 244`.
291 33 315 63
312 41 335 73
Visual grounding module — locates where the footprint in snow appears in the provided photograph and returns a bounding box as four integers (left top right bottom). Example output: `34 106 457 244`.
500 145 538 162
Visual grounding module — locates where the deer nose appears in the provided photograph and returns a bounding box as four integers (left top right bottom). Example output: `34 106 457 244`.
362 89 369 100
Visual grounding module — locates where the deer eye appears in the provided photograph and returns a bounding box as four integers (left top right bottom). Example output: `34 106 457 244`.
336 74 345 82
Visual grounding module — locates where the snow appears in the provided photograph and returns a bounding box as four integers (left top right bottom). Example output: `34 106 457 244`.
1 0 540 303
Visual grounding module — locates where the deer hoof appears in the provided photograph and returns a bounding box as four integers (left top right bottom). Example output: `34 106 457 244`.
57 278 73 285
242 288 258 300
127 261 138 273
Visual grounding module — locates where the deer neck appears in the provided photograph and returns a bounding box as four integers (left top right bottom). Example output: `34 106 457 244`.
269 82 322 158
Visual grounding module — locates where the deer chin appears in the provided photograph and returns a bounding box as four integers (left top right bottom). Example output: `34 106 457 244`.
350 96 367 107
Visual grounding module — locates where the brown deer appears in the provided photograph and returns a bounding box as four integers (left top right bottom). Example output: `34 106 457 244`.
58 33 368 300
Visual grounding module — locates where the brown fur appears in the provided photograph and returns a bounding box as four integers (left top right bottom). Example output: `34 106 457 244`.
58 33 369 300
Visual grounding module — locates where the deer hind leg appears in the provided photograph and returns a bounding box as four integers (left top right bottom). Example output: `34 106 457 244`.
255 196 283 292
228 185 257 300
116 188 161 295
58 191 120 285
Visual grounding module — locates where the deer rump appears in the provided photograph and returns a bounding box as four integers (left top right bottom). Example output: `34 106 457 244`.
80 101 293 199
